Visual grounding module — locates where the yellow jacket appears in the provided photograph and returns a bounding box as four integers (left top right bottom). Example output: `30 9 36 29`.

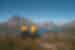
20 24 38 33
31 25 38 33
20 25 28 32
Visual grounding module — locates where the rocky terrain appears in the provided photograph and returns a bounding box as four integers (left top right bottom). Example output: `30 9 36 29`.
0 16 75 50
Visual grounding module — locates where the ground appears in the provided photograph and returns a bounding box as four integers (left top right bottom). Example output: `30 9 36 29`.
0 34 75 50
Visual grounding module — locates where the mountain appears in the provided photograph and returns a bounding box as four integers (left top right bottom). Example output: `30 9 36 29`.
0 16 28 32
0 22 8 32
41 21 57 30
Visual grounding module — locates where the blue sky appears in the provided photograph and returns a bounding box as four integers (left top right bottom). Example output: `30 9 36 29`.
0 0 75 24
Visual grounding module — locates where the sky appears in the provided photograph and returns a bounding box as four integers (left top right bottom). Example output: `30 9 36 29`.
0 0 75 24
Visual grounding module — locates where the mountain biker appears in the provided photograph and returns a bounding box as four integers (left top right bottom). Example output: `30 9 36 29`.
20 24 30 40
30 24 39 39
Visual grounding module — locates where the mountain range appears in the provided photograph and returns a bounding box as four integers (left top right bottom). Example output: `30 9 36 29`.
0 16 75 32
